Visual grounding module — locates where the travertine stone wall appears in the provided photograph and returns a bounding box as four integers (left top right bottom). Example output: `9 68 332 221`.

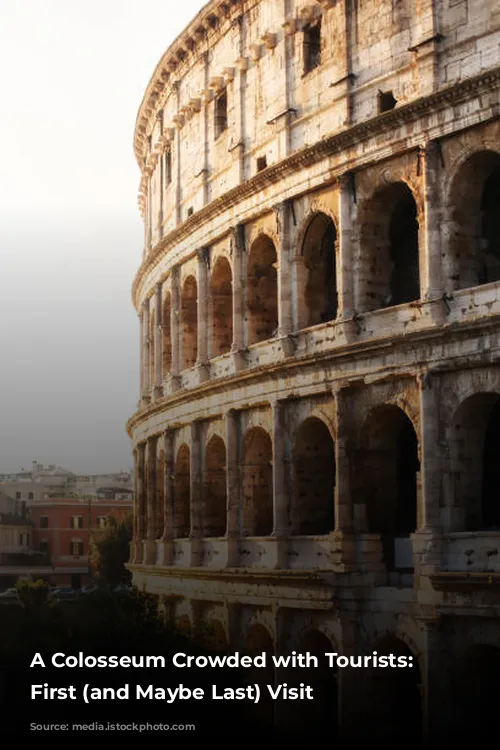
129 0 500 741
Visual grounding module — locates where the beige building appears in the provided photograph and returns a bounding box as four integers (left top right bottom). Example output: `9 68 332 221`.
127 0 500 742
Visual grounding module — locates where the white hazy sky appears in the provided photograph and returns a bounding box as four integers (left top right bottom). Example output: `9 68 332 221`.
0 0 206 473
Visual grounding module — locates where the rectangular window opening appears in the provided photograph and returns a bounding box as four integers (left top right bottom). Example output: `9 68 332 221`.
379 90 397 113
256 156 268 172
214 89 228 140
303 20 322 74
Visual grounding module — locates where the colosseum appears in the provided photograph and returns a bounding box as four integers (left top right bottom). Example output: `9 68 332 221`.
126 0 500 741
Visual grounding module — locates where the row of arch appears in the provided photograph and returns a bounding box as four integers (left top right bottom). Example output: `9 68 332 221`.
138 390 500 565
147 149 500 375
147 418 335 540
177 617 500 741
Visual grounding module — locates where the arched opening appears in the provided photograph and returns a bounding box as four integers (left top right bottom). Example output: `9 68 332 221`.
162 293 172 375
359 182 420 312
174 444 191 538
244 624 275 726
156 449 165 539
289 630 339 737
241 427 273 536
358 406 419 570
301 213 338 327
291 418 335 535
362 636 422 744
180 275 198 369
446 151 500 290
204 435 227 538
210 257 233 357
205 620 229 652
449 392 500 531
451 644 500 739
246 235 278 345
176 615 192 636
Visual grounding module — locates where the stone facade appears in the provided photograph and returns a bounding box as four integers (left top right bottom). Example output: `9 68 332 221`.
127 0 500 741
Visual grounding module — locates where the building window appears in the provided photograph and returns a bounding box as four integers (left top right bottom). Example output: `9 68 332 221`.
70 540 84 556
378 90 397 113
40 515 49 529
257 156 268 172
71 516 84 530
97 516 107 529
39 540 49 554
214 89 228 140
165 149 172 186
28 492 34 500
15 492 21 500
303 20 322 74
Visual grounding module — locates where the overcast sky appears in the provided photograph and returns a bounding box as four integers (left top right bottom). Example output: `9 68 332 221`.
0 0 206 473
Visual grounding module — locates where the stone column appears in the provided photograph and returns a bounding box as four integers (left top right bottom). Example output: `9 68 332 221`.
421 142 445 320
135 442 146 564
332 388 356 570
234 23 247 183
173 81 181 226
141 298 151 401
413 371 443 574
226 409 241 566
189 421 203 566
138 310 144 401
146 175 152 252
231 225 246 370
131 447 140 563
271 401 289 569
337 174 356 322
196 248 209 381
160 429 175 566
170 265 181 389
157 120 164 241
275 201 294 354
154 282 163 399
144 436 157 565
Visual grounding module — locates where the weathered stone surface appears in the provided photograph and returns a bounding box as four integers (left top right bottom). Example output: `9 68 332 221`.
128 0 500 740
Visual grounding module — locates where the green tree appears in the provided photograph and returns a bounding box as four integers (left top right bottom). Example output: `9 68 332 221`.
15 578 50 608
91 513 133 587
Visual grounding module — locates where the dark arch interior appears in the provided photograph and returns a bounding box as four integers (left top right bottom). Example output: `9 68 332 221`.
448 151 500 290
360 182 420 312
210 257 233 357
362 637 422 744
302 213 338 326
452 645 500 739
181 276 198 369
174 444 191 538
389 189 420 305
244 625 275 727
482 400 500 527
292 418 335 536
453 393 500 530
204 436 227 537
246 236 278 345
361 406 419 569
241 427 273 536
479 166 500 284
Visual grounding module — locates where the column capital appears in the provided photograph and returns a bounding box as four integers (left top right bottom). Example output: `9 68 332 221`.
196 246 210 264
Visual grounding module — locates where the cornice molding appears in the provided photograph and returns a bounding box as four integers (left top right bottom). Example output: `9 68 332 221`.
131 66 500 307
125 306 500 437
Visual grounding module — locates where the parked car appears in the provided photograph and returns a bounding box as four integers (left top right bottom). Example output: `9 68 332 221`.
52 587 77 599
0 587 18 599
80 584 98 595
113 583 132 594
